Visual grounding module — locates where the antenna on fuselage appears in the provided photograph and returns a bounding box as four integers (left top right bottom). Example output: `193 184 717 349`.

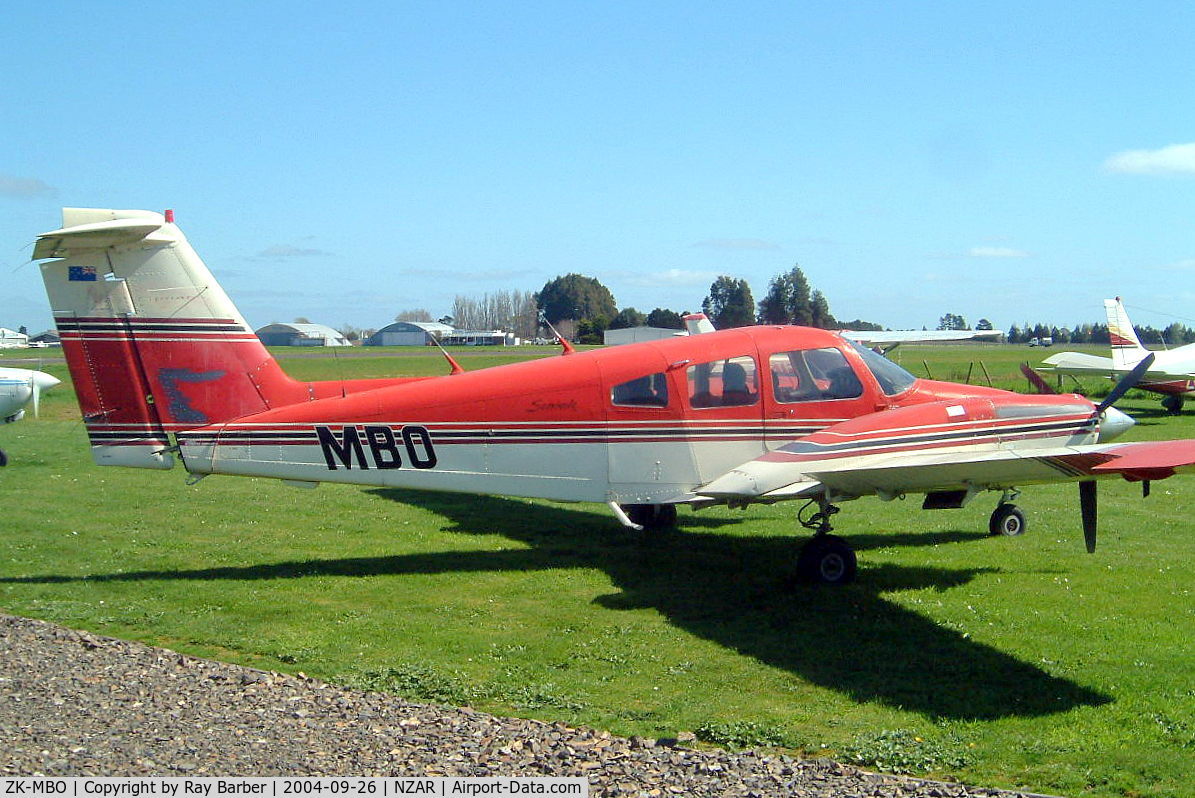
544 320 576 355
429 334 465 375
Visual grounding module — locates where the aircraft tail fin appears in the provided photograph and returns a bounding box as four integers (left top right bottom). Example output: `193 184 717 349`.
1105 297 1149 370
35 208 311 469
683 313 716 335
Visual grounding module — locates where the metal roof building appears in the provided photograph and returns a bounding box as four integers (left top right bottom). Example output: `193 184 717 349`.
365 321 453 346
0 328 29 349
603 326 684 346
255 323 352 347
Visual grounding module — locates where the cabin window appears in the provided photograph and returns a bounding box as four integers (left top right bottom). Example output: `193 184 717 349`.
769 348 863 402
847 340 917 395
611 372 670 407
686 356 759 408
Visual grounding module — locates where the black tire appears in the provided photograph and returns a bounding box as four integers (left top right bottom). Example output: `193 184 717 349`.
1162 395 1185 415
796 535 857 585
0 448 6 467
621 503 678 529
989 503 1026 536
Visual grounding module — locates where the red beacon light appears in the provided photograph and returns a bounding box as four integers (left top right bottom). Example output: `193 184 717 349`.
164 209 175 223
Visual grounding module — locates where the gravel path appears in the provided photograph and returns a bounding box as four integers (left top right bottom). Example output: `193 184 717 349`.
0 614 1042 796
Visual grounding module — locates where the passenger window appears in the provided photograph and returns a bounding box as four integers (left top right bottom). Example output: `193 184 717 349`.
611 372 670 407
769 348 863 403
686 356 759 408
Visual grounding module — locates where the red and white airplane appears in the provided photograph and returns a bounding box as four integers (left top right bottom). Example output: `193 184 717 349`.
1043 297 1195 414
33 208 1195 583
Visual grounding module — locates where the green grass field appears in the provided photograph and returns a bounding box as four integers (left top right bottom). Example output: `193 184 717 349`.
3 343 1193 796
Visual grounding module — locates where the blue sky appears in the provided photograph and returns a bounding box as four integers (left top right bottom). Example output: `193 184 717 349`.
4 2 1195 335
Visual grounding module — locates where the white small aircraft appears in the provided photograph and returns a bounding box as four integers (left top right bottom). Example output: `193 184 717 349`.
1041 298 1195 414
683 312 1004 352
0 366 61 465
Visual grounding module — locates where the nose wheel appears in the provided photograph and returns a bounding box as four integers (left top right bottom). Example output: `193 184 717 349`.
796 534 857 585
794 495 857 584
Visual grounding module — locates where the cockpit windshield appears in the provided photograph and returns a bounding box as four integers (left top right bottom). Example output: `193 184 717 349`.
847 340 918 396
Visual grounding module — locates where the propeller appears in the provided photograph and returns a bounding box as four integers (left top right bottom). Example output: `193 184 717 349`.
1076 352 1156 553
1079 480 1098 553
27 370 60 419
1096 352 1155 413
1020 362 1056 394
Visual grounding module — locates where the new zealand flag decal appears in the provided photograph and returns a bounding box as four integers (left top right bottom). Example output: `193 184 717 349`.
68 266 97 281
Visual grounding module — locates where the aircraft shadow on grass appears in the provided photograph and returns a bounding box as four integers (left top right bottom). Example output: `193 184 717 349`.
4 490 1108 721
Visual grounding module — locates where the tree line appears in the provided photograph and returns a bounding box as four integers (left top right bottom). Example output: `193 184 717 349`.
357 264 1195 347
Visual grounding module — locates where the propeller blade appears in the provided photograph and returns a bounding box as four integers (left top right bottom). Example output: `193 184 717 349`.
1020 363 1055 394
31 377 40 418
1079 480 1098 553
1097 352 1156 412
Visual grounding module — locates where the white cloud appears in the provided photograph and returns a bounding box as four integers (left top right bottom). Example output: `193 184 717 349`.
691 238 781 251
968 246 1029 258
0 174 56 198
1153 258 1195 272
398 266 535 281
626 268 720 287
253 244 332 259
1103 142 1195 176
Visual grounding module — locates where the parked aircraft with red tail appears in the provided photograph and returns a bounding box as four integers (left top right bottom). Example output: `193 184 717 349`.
1042 297 1195 414
33 209 1195 583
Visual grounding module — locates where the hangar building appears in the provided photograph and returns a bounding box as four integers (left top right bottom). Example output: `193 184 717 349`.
0 328 29 348
255 323 352 347
365 321 453 346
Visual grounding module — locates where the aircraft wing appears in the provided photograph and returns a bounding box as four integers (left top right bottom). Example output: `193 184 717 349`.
1040 351 1117 376
1042 351 1195 382
841 329 1003 347
699 438 1195 503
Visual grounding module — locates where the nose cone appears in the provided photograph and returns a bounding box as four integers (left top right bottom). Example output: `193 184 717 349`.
1098 406 1135 442
32 371 60 391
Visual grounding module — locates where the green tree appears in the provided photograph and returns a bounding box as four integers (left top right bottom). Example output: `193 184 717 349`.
702 276 756 329
810 290 835 329
757 265 812 325
535 274 617 325
574 315 610 345
608 307 647 330
937 313 969 331
645 308 684 329
975 318 994 331
838 318 884 331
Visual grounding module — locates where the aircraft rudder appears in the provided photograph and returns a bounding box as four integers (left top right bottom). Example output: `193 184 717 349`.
36 208 306 468
1104 297 1147 369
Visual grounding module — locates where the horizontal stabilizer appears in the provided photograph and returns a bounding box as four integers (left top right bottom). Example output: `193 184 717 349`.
32 209 165 259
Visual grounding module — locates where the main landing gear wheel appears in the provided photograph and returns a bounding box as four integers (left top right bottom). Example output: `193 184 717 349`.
620 503 678 529
1162 395 1185 415
0 448 7 467
989 503 1026 536
797 535 858 585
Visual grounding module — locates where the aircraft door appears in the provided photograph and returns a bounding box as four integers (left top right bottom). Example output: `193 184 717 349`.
762 347 878 450
600 353 703 503
676 353 768 484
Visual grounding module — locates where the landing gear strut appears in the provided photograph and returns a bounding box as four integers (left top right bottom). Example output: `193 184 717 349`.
619 503 678 529
794 495 857 585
